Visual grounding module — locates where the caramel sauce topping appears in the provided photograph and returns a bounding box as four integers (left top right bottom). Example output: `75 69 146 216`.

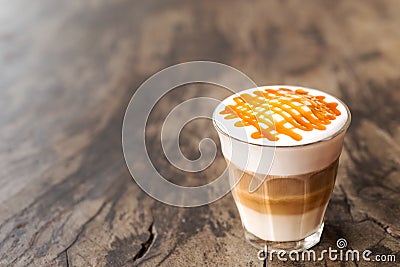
219 88 341 141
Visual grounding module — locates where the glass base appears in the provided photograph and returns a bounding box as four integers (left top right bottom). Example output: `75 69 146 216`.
244 223 324 252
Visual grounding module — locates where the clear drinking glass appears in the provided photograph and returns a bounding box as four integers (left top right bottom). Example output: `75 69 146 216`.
213 85 351 251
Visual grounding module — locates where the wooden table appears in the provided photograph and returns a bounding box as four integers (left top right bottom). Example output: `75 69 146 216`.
1 0 399 266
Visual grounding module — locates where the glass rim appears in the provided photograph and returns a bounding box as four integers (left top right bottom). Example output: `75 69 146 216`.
212 89 351 148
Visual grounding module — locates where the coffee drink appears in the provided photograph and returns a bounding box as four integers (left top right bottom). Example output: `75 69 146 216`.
213 86 350 251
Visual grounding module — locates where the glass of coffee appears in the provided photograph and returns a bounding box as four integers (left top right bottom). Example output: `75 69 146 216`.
213 86 351 251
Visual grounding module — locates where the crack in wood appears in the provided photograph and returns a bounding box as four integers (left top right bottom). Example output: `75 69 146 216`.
355 213 400 240
129 253 159 266
65 250 70 267
339 185 398 239
364 215 399 240
56 200 108 264
132 221 157 265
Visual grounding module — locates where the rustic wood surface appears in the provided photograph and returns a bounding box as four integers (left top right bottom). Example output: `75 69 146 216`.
1 0 399 266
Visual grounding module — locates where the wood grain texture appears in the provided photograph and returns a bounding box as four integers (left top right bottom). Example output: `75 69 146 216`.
1 0 399 266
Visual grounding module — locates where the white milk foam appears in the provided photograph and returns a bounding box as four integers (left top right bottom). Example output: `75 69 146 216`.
213 85 350 176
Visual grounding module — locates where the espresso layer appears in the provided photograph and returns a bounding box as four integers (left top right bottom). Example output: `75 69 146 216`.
230 159 338 215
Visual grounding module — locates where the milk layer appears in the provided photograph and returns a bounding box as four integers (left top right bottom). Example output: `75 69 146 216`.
236 202 326 242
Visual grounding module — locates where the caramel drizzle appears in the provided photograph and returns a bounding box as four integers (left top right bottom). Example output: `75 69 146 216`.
219 88 341 141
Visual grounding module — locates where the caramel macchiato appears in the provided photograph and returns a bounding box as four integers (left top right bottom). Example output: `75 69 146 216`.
213 85 350 251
